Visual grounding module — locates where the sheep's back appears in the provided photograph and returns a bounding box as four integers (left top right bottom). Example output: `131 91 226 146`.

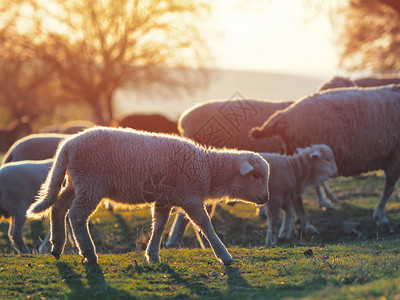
275 86 400 175
179 99 291 153
64 128 210 203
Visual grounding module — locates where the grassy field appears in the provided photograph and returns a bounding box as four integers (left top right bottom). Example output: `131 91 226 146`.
1 171 400 299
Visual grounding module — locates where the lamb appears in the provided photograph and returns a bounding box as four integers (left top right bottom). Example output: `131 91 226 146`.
27 127 270 266
259 145 338 246
1 133 68 164
0 159 57 253
251 84 400 225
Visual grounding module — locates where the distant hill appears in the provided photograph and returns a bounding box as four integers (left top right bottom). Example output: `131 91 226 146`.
116 69 325 120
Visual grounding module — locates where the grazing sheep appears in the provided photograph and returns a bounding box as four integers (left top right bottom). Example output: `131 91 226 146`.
317 76 356 92
0 159 55 253
354 75 400 87
251 84 400 225
2 133 68 164
40 120 96 134
0 119 32 153
259 145 338 246
27 127 270 266
117 113 179 134
317 74 400 92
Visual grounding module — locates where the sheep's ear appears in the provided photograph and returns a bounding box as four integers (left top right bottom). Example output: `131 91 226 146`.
309 149 322 159
239 161 254 176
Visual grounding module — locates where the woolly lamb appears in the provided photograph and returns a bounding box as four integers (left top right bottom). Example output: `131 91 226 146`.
251 84 400 225
0 159 56 253
2 133 69 164
27 127 270 266
260 145 338 246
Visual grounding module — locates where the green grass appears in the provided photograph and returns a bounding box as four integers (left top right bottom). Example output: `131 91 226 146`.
1 171 400 299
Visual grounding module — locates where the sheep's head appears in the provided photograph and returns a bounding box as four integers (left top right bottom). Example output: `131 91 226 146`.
297 144 338 185
231 152 270 205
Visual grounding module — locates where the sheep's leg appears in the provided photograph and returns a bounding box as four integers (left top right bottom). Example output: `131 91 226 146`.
68 196 100 264
257 205 268 220
322 182 339 203
166 205 213 249
278 201 294 242
292 196 319 236
182 203 233 266
146 204 172 263
373 174 399 225
50 186 75 259
38 232 51 254
266 200 280 247
8 215 30 254
314 185 334 210
165 211 190 248
193 204 213 249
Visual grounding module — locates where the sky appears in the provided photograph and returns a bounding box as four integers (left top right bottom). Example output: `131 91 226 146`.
208 1 342 78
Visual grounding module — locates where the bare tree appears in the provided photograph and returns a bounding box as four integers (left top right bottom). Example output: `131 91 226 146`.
3 0 211 124
333 0 400 72
0 24 64 124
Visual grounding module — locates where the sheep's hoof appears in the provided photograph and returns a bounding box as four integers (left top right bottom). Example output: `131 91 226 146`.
83 259 99 265
320 205 335 211
223 259 235 266
51 251 60 261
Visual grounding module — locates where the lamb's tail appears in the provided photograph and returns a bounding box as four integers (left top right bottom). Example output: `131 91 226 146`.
27 142 69 219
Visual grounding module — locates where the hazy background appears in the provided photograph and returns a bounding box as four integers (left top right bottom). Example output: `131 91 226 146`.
115 1 340 119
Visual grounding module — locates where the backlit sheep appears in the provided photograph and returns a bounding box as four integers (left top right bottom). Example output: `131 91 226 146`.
2 133 68 164
251 84 400 225
0 159 54 253
260 145 338 246
27 127 270 266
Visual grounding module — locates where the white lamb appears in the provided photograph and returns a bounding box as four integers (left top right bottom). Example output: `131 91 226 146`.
27 127 270 266
260 145 338 247
0 159 55 253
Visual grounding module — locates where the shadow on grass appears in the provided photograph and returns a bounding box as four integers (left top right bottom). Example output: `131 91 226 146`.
224 265 252 293
56 262 134 299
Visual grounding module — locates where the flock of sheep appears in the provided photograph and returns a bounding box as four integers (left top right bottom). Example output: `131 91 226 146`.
0 74 400 266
